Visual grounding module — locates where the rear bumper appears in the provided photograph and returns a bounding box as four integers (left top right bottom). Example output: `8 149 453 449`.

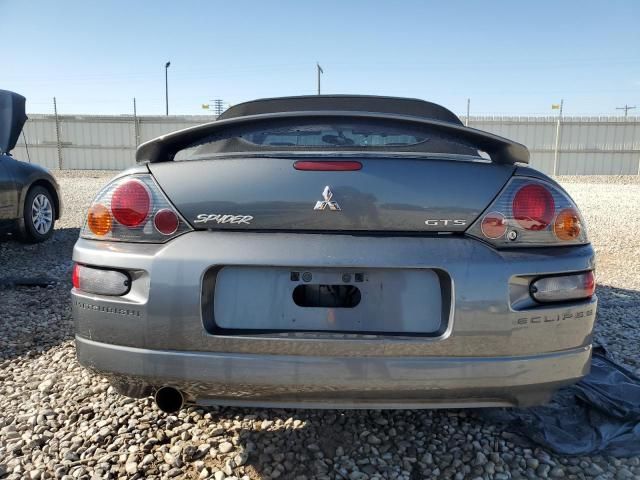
76 335 591 408
73 231 597 408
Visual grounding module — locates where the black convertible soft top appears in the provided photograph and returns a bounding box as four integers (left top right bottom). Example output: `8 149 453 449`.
137 95 529 165
218 95 464 125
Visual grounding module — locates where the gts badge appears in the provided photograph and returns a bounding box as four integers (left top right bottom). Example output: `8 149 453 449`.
194 214 253 225
425 219 467 227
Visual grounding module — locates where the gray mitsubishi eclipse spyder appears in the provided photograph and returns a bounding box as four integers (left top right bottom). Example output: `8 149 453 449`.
72 95 596 413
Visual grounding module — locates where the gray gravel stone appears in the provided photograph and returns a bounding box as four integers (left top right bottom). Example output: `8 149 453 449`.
219 441 233 454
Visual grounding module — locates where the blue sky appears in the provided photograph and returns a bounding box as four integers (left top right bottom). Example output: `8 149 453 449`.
3 0 639 116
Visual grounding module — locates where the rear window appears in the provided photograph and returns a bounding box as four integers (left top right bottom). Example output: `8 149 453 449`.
239 122 425 147
173 117 479 160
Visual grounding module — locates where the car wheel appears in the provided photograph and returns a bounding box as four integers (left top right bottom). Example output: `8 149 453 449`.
20 186 56 243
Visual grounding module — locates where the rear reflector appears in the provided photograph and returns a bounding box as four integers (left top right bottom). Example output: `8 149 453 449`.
530 271 595 303
72 263 130 296
72 263 80 289
293 161 362 171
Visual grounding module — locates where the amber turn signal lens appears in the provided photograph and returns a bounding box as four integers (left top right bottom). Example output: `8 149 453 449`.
554 208 581 241
88 203 112 236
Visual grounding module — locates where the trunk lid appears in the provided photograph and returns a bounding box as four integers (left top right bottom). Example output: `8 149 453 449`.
0 90 28 155
149 157 514 232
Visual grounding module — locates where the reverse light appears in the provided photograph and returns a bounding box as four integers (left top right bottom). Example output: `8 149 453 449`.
530 271 595 303
72 264 130 296
81 174 191 243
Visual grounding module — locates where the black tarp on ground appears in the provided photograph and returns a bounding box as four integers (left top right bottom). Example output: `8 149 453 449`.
481 349 640 457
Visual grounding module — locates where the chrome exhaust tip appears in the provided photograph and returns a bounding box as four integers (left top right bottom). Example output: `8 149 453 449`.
154 386 184 413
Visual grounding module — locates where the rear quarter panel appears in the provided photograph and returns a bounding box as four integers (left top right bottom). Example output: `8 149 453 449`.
8 158 62 220
0 155 19 219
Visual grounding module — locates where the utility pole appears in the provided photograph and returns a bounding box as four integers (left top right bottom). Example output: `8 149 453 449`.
53 97 62 169
317 63 324 95
466 98 470 126
552 99 563 176
616 104 636 117
133 97 140 147
165 61 171 116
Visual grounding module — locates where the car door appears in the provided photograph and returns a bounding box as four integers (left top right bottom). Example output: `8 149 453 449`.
0 154 18 220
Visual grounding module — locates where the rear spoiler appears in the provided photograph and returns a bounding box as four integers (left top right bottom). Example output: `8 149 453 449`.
136 111 529 165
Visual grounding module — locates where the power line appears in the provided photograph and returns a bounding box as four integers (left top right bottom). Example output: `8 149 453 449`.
213 99 224 116
616 104 636 117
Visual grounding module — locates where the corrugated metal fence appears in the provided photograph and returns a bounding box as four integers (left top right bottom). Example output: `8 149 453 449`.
11 114 213 170
10 114 640 174
469 116 640 175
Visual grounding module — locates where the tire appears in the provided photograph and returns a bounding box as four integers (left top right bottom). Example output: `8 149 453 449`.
19 186 56 243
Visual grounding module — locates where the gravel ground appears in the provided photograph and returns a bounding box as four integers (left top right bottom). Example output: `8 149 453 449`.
1 171 639 480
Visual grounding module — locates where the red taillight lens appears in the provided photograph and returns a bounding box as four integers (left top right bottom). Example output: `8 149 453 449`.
293 161 362 171
512 184 555 231
72 263 80 288
583 270 596 297
154 209 179 235
111 180 151 227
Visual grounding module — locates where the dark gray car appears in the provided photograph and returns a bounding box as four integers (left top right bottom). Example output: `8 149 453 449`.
72 95 596 413
0 90 61 242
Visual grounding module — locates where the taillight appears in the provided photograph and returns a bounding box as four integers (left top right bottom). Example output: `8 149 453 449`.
153 209 179 235
554 208 581 241
111 180 151 227
480 211 507 239
512 184 555 231
293 161 362 171
87 204 112 236
468 177 588 247
81 174 191 243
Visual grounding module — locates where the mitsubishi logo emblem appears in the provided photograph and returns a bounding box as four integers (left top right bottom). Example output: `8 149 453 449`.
314 186 341 211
